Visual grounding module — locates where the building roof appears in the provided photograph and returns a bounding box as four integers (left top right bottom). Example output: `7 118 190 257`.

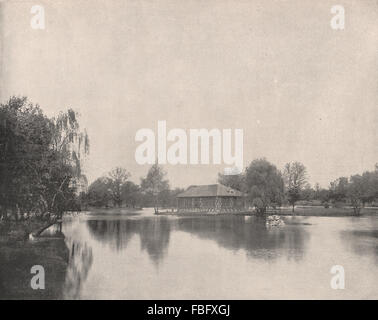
177 184 244 198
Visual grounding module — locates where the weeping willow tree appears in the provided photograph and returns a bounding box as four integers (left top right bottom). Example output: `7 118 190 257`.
43 109 90 217
0 96 89 221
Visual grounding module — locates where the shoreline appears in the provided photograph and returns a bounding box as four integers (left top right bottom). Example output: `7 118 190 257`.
0 219 58 242
152 206 378 217
2 206 377 242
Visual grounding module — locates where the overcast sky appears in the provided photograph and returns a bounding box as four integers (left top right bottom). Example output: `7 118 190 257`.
1 0 377 188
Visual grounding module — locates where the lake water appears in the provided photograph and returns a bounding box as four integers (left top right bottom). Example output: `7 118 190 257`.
2 209 378 299
57 209 378 299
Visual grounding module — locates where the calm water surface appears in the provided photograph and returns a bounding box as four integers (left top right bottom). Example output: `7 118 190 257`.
57 209 378 299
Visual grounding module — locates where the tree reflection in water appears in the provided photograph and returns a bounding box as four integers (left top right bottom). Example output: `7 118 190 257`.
87 217 171 265
86 216 309 264
63 239 93 299
177 216 309 261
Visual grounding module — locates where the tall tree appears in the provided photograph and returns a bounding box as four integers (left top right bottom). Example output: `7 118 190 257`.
360 171 378 206
87 177 112 207
0 97 51 219
283 162 308 212
140 164 169 214
347 174 364 215
245 159 284 214
45 108 89 216
108 167 130 207
121 181 142 208
218 172 245 192
329 177 348 203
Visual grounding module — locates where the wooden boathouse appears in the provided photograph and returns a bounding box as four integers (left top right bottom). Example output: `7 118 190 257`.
176 184 246 214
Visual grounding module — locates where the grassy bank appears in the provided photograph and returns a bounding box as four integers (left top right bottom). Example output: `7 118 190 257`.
161 206 378 217
279 206 378 217
0 218 69 299
0 220 55 242
85 207 143 215
0 238 69 299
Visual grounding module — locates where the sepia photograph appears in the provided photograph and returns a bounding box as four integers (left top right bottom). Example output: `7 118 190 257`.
0 0 378 303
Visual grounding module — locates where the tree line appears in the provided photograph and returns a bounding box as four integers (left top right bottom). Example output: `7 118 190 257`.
219 159 378 215
84 164 184 213
87 158 378 216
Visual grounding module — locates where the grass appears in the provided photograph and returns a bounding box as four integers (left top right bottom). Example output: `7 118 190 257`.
0 237 69 300
0 220 53 242
85 206 143 215
278 206 378 217
0 218 69 299
167 206 378 217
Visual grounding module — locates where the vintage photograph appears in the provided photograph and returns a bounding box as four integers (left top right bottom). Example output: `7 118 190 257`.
0 0 377 300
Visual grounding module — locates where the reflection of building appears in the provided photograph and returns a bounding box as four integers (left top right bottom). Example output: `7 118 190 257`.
176 184 245 213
